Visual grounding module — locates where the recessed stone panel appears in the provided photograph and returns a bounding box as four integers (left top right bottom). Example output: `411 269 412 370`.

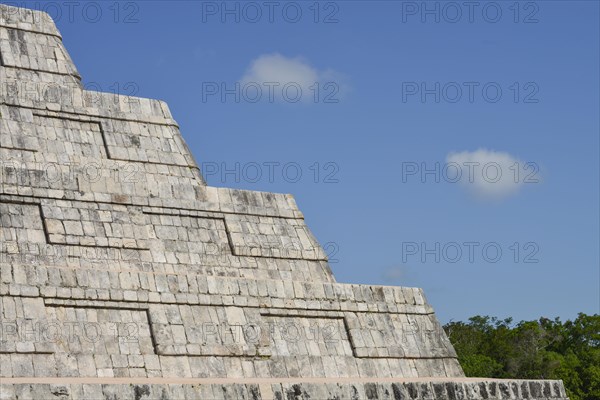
149 305 265 357
45 306 155 356
32 114 107 157
226 215 327 261
0 201 45 244
101 120 194 167
0 298 154 356
0 27 79 77
263 315 353 357
41 201 149 249
346 313 456 359
145 213 231 266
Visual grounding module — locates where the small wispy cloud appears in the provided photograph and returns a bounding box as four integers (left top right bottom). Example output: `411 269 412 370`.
446 148 539 200
382 265 411 283
240 53 345 103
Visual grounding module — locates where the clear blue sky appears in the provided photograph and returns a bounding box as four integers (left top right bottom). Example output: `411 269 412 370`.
11 0 599 323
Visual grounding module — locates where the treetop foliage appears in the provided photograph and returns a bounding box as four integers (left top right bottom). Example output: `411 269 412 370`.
444 313 600 400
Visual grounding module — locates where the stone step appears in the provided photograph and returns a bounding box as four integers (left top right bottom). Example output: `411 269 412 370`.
0 379 569 400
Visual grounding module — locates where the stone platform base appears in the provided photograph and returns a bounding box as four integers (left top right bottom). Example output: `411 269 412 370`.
1 378 569 399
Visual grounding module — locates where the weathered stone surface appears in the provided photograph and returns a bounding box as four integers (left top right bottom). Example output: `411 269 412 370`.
0 380 569 400
0 4 568 399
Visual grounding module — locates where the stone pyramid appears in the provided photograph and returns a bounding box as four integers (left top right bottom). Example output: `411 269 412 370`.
0 4 568 399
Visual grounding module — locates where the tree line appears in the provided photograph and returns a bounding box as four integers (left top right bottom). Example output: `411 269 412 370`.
443 313 599 400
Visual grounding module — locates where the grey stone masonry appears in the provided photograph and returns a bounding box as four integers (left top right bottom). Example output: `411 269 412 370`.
0 4 568 399
0 379 570 400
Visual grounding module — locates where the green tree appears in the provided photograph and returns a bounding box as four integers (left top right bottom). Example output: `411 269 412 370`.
444 313 600 400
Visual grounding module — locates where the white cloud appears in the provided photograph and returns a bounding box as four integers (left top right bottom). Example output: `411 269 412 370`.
446 149 539 200
240 53 343 103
